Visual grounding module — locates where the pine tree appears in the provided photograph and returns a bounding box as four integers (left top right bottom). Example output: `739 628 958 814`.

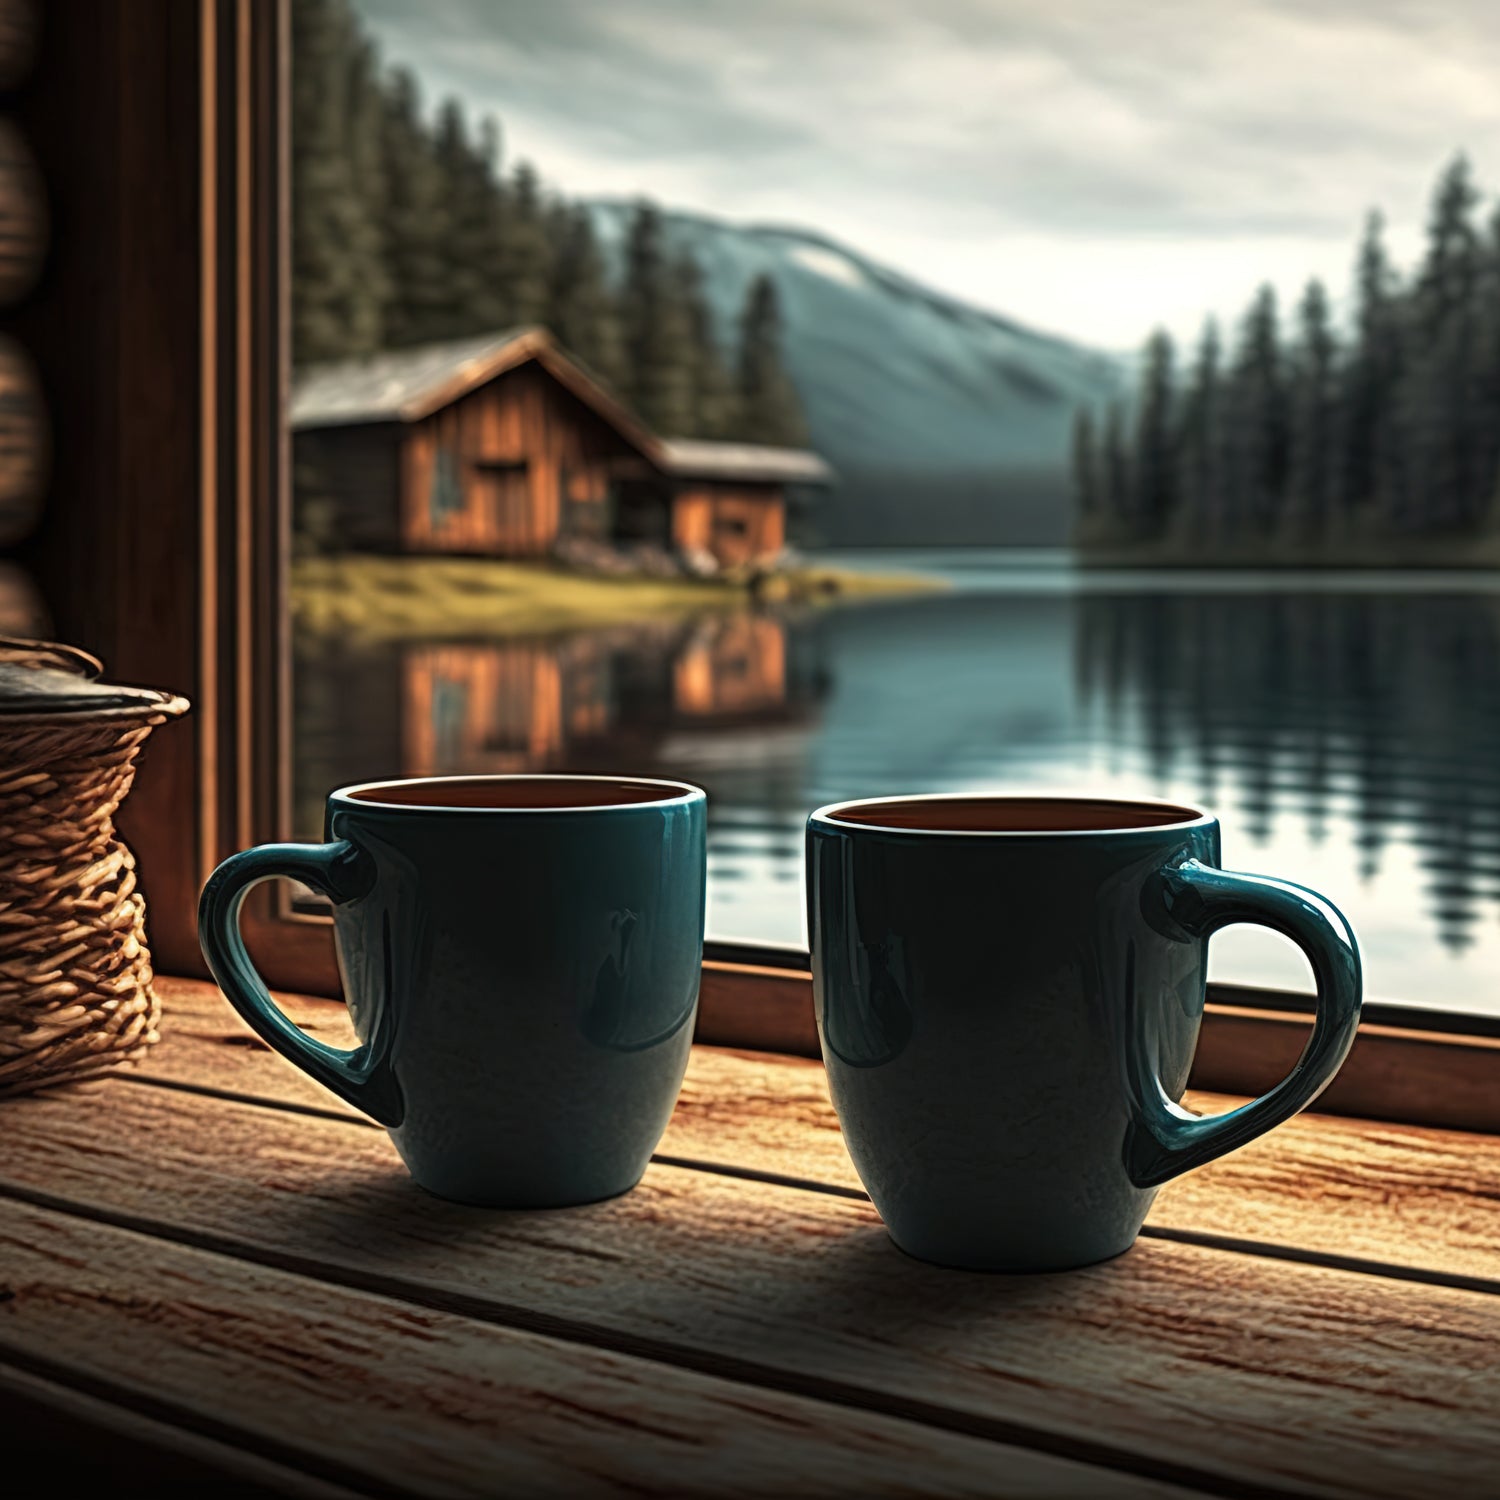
1072 409 1099 523
1476 206 1500 534
677 252 737 438
429 100 490 339
291 0 387 362
1285 279 1339 541
546 205 626 389
1340 211 1400 520
1417 154 1482 327
496 161 553 329
619 202 697 436
435 108 512 336
1131 329 1176 535
1175 318 1223 544
736 274 808 447
1228 285 1288 536
1399 155 1484 530
378 67 453 348
1101 402 1130 523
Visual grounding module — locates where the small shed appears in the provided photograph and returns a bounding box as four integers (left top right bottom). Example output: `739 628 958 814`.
290 329 832 568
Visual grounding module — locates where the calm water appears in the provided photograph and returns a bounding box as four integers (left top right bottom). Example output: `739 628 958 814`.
295 552 1500 1016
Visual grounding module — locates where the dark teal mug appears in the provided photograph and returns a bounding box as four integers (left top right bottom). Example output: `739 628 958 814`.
200 774 707 1207
807 794 1362 1271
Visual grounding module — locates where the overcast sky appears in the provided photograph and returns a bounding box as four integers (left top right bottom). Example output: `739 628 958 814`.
351 0 1500 350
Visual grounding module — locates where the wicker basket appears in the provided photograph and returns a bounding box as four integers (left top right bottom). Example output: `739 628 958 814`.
0 636 189 1095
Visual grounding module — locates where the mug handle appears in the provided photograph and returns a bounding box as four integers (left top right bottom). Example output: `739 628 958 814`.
1125 858 1361 1188
197 841 403 1126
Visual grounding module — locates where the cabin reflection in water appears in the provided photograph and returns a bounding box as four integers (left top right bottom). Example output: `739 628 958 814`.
296 612 819 835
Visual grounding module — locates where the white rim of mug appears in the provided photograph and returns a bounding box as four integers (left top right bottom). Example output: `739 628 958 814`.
333 773 706 814
808 791 1217 838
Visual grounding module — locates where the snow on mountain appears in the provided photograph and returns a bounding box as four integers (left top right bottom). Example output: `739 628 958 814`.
587 202 1124 547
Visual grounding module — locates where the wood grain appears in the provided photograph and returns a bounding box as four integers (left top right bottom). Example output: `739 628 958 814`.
0 121 44 303
0 1361 363 1499
0 334 44 545
0 1198 1181 1500
145 977 1500 1284
4 1080 1500 1499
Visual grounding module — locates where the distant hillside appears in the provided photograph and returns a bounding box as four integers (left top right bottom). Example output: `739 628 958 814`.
588 203 1124 547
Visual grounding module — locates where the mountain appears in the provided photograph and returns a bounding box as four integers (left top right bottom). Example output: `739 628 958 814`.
587 202 1124 548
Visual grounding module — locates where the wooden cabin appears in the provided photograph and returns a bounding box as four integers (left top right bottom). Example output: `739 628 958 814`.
291 328 832 568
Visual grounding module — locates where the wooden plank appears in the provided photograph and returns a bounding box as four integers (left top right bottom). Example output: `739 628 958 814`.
4 1082 1500 1499
144 978 1500 1285
0 1361 362 1499
0 1199 1178 1500
697 958 820 1055
1189 999 1500 1134
12 0 213 978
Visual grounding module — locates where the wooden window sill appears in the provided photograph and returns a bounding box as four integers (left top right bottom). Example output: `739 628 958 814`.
2 974 1498 1496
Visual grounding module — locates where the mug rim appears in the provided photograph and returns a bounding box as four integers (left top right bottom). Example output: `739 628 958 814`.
331 773 706 814
808 792 1216 838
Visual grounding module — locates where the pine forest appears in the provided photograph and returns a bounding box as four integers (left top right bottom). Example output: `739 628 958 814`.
1075 156 1500 564
292 0 807 448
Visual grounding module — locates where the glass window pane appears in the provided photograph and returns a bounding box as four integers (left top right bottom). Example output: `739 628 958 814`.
288 0 1500 1020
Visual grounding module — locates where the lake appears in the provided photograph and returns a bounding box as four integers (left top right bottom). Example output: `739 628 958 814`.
295 552 1500 1018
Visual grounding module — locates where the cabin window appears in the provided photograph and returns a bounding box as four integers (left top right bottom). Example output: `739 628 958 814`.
429 447 464 528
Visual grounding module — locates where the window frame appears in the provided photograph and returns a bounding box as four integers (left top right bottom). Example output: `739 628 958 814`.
35 0 1500 1133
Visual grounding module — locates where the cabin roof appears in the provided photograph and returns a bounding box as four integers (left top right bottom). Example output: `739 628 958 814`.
290 329 539 428
657 438 835 487
290 328 833 486
288 327 660 456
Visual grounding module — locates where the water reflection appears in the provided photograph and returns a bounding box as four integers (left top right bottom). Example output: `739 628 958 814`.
295 612 827 842
294 575 1500 1014
1076 591 1500 957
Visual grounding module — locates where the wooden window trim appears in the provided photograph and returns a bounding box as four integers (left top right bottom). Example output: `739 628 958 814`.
25 0 1500 1132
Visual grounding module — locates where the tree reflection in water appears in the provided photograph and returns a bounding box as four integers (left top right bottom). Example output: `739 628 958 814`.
296 583 1500 1002
1076 591 1500 955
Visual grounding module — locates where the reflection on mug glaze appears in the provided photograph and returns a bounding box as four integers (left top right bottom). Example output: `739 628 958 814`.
583 906 697 1052
821 933 913 1069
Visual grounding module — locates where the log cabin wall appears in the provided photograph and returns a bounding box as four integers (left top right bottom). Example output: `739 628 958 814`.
0 0 50 636
401 360 638 556
671 484 786 569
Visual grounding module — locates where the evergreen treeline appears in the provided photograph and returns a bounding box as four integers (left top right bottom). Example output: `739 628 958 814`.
292 0 807 447
1074 155 1500 560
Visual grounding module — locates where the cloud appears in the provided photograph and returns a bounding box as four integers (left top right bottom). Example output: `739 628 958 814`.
348 0 1500 345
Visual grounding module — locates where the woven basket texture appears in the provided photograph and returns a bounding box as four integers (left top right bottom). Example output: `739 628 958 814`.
0 639 187 1095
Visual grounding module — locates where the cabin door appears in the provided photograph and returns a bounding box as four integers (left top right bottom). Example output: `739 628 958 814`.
473 460 533 554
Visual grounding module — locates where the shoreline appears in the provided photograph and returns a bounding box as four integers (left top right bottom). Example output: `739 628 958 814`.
292 553 945 641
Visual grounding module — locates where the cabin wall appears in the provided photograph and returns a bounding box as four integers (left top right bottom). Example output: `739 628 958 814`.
671 484 786 568
401 362 632 556
293 425 403 551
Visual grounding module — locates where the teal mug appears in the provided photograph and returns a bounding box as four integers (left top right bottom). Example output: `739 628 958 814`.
807 794 1362 1271
199 774 707 1207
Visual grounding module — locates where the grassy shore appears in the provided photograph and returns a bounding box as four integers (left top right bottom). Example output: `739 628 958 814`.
293 554 942 640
